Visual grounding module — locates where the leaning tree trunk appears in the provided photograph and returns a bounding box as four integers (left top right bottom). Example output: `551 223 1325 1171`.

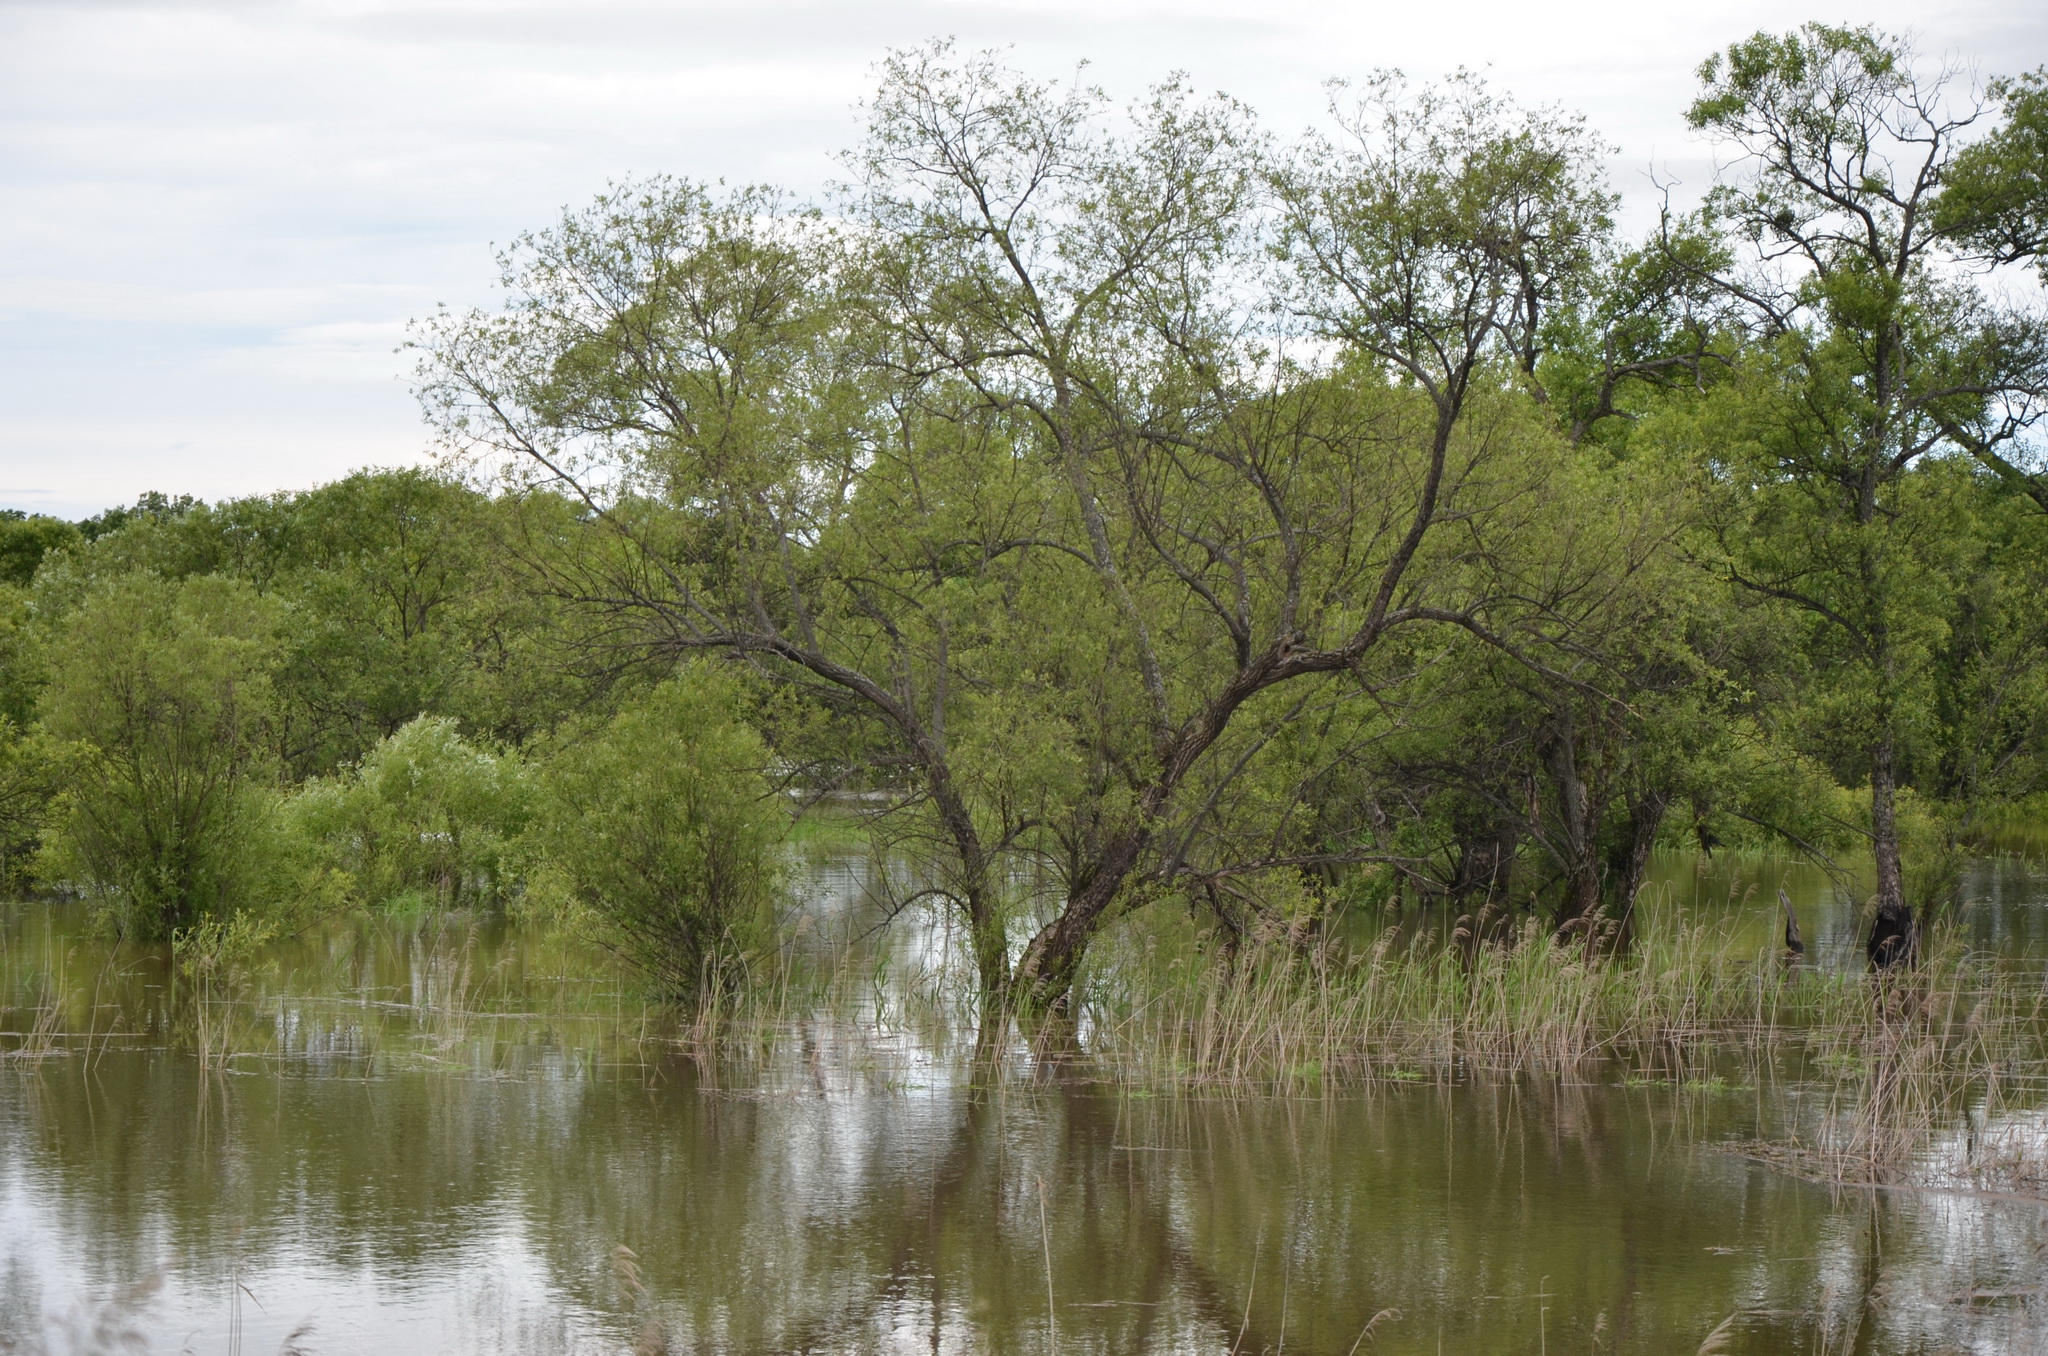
1013 828 1149 1009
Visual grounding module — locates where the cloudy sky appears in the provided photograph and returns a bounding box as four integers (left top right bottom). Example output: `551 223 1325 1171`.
2 0 2043 519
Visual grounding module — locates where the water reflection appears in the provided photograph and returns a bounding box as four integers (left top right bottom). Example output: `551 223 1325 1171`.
1653 846 2048 970
8 1054 2047 1353
1 851 2046 1354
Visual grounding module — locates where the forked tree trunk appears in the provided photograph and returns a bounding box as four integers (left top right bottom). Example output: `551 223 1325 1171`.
1008 354 1469 1010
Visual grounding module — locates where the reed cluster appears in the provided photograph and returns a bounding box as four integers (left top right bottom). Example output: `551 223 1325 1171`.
1055 906 2048 1191
1073 910 2048 1090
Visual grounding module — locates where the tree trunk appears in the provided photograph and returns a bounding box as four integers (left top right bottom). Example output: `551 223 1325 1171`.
1866 734 1917 970
1603 790 1669 954
969 902 1010 1010
1448 816 1519 906
1544 728 1603 934
1013 827 1149 1010
1485 821 1519 907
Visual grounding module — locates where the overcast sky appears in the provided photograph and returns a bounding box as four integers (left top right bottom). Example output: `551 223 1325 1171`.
2 0 2043 519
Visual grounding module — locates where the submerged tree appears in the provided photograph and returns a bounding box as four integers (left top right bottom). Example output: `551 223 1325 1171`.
415 49 1628 1008
529 669 784 1000
290 715 534 912
1686 24 2048 965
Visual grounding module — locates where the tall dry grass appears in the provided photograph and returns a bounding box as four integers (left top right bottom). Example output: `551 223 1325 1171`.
1077 911 2039 1080
1060 905 2048 1191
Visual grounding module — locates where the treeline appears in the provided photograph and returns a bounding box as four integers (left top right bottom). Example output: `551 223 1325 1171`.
0 478 782 993
5 24 2048 1009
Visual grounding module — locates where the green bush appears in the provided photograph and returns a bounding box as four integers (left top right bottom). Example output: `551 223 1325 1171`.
529 669 785 1000
289 714 532 912
0 717 60 895
35 574 282 937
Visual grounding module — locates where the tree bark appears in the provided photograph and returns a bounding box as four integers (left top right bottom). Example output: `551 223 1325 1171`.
1866 734 1917 970
1544 728 1604 933
1603 790 1669 953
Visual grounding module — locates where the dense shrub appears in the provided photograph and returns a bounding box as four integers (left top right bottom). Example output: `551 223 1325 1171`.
529 670 784 1000
35 575 282 936
290 714 532 911
0 718 59 894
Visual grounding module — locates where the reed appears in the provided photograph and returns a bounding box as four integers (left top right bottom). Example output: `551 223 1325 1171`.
1061 907 2048 1188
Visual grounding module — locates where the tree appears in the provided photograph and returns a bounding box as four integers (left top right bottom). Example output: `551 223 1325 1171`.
1933 67 2048 515
33 473 590 777
36 575 283 937
1686 24 2048 964
0 512 80 587
1921 464 2048 832
1939 68 2048 277
0 717 57 893
267 471 581 773
417 50 1619 1009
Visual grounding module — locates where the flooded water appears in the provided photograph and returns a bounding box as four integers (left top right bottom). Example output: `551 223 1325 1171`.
4 851 2048 1355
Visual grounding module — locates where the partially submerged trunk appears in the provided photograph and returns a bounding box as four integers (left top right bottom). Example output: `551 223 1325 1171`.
1779 888 1806 959
1447 817 1520 908
1866 737 1917 970
1013 828 1149 1009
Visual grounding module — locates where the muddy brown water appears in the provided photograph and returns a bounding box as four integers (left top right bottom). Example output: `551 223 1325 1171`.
4 851 2048 1354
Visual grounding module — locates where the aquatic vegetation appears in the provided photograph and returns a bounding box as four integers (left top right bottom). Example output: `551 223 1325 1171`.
1077 906 2048 1088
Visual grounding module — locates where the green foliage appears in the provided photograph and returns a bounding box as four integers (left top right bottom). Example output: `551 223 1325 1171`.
1276 67 1616 383
1939 68 2048 277
0 582 43 727
290 715 533 912
171 909 279 988
528 669 784 1000
3 32 2044 995
0 512 80 587
35 574 284 937
1680 23 2048 936
265 471 537 773
0 717 59 894
75 491 201 543
33 472 599 776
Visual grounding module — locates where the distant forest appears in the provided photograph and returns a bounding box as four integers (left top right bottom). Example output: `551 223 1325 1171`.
4 25 2048 1007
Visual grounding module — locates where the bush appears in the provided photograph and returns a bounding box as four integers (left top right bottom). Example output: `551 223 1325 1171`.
0 718 60 895
35 575 282 936
529 669 784 1000
289 714 532 911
